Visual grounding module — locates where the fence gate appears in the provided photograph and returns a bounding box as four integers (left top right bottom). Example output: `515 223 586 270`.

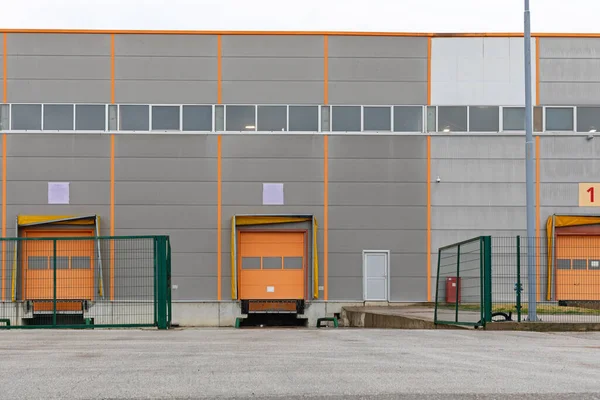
434 236 492 327
436 235 600 327
0 235 171 329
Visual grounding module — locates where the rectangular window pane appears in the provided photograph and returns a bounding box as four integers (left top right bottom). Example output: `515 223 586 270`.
242 257 261 270
503 107 524 131
257 106 286 131
284 257 303 270
72 256 92 270
572 259 587 270
438 106 467 132
43 104 74 130
120 105 149 131
76 105 105 130
152 106 180 130
332 106 361 132
556 259 571 270
394 106 422 132
183 105 212 131
504 107 543 131
364 107 391 131
546 107 574 131
11 104 42 130
226 105 255 131
589 260 600 270
289 106 318 131
320 106 330 132
469 106 499 132
426 106 436 132
263 257 282 270
577 107 600 132
51 256 69 270
0 104 9 130
28 256 48 270
215 105 224 131
534 106 543 132
108 105 118 131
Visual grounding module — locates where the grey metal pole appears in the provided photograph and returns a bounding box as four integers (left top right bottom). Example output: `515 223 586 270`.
524 0 537 322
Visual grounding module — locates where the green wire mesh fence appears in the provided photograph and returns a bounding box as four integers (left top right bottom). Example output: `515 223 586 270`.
0 236 171 329
491 236 600 324
435 235 600 327
434 237 491 327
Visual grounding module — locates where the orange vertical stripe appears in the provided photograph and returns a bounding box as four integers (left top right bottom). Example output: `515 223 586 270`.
426 37 432 301
2 33 6 103
217 135 222 300
323 135 329 301
323 35 328 105
110 135 115 300
426 37 433 301
1 134 5 301
535 37 540 105
427 37 432 105
217 35 222 104
109 34 115 300
323 35 329 300
1 33 6 301
110 34 115 104
535 136 541 301
426 136 431 302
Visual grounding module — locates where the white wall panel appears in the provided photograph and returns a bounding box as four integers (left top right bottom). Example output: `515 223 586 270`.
431 38 536 105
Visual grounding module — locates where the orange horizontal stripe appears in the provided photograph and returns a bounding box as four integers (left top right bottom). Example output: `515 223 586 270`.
2 28 600 38
534 32 600 38
0 29 422 36
432 32 525 37
0 29 430 36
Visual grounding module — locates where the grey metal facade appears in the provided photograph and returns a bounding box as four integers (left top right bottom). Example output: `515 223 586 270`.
1 32 599 306
328 135 426 301
222 35 323 104
328 36 427 105
115 35 218 104
7 34 112 103
114 135 218 300
539 38 600 105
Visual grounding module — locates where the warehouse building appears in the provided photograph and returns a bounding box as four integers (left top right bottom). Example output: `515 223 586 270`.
0 30 599 326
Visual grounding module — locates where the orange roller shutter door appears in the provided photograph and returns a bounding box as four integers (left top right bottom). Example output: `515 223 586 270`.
238 231 306 300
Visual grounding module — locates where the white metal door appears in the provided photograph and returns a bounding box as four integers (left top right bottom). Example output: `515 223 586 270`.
363 250 389 301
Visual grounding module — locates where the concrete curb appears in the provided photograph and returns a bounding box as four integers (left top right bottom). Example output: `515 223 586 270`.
342 306 600 332
342 307 467 330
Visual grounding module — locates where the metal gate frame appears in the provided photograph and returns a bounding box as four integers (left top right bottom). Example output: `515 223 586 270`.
0 235 171 330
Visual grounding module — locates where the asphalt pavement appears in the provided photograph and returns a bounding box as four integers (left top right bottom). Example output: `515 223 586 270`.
1 328 599 399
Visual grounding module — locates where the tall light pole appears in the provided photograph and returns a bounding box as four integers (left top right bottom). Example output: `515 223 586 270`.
524 0 537 322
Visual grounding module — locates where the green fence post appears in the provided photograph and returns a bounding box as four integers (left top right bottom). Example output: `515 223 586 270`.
433 248 442 324
479 237 485 326
483 236 493 324
53 239 57 327
455 244 461 323
153 237 158 327
156 237 167 330
166 237 172 328
516 236 522 323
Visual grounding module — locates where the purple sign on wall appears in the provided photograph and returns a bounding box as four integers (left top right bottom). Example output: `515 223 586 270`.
262 183 284 205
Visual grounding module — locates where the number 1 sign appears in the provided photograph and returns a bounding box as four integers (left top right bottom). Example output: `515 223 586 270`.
579 183 600 207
